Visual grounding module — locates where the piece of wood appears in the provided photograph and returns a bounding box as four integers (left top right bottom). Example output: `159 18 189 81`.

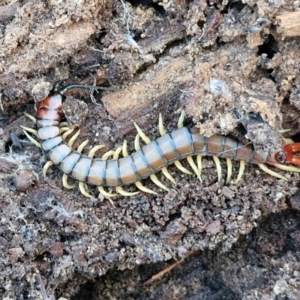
101 56 192 120
276 12 300 37
0 3 20 22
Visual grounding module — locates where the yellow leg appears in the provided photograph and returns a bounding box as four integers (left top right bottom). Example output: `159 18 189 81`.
187 156 202 182
134 134 141 150
22 129 41 148
24 112 37 123
115 144 140 196
122 140 129 157
59 122 69 127
102 150 115 160
174 160 193 175
77 139 89 153
212 155 222 182
88 145 105 158
177 110 185 128
271 162 300 173
98 186 118 198
116 186 139 196
68 129 81 147
257 163 287 181
60 127 71 133
62 128 74 140
113 146 123 160
161 167 176 184
158 113 167 135
133 123 151 144
62 174 75 189
158 114 175 184
235 160 246 183
278 129 291 134
20 125 38 137
135 181 157 194
43 161 54 176
226 158 232 184
150 174 169 191
79 182 93 198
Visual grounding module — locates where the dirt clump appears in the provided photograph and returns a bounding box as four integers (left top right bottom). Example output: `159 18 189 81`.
1 0 300 299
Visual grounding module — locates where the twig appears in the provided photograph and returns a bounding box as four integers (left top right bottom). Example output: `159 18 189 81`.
144 257 186 285
35 268 51 300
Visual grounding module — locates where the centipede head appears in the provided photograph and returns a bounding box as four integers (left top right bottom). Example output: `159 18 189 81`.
275 143 300 166
36 93 64 121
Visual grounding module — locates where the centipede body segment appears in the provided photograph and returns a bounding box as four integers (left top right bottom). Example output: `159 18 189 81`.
21 86 300 198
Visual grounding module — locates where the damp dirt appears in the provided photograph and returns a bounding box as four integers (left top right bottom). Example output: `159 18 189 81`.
1 1 300 299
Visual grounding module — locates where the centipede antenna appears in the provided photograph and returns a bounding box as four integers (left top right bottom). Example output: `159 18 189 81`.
158 113 167 136
62 174 75 189
79 182 93 198
62 64 106 87
22 129 42 148
161 167 176 184
212 155 222 182
187 156 202 182
197 155 203 177
226 158 232 184
133 123 151 144
177 110 185 128
77 139 89 153
52 63 103 91
235 160 246 183
102 150 115 160
116 186 139 196
174 160 193 175
88 145 105 158
150 174 170 191
59 84 116 95
257 163 287 181
135 181 157 195
269 163 300 173
68 63 101 79
24 112 37 123
68 129 81 147
134 134 141 151
43 161 54 176
20 125 38 137
98 186 118 198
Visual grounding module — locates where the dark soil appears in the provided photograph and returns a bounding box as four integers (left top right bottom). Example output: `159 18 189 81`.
1 1 300 299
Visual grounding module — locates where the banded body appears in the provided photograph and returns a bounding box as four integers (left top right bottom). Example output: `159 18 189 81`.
22 89 300 198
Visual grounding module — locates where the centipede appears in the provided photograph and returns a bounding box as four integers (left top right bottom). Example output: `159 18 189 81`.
21 84 300 198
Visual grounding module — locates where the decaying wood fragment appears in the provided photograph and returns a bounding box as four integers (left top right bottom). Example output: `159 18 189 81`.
0 158 17 173
276 12 300 37
0 3 20 22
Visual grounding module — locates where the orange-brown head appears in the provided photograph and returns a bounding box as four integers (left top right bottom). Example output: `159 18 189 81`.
275 143 300 166
36 93 64 121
